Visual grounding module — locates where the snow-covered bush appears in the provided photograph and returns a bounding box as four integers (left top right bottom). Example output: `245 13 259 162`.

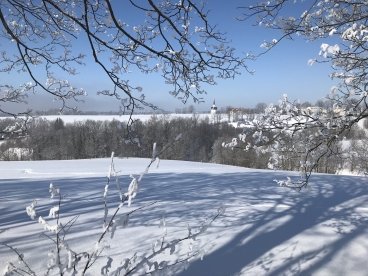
221 1 368 188
363 119 368 130
2 139 226 276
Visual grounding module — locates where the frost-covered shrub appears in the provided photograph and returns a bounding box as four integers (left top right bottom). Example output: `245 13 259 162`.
363 119 368 130
2 141 226 275
344 124 366 140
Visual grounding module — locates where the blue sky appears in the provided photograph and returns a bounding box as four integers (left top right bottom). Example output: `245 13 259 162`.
1 1 340 113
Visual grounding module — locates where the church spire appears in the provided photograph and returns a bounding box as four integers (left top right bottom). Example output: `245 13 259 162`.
211 99 217 114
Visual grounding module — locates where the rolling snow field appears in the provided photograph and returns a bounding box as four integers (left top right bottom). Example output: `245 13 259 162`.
1 158 368 275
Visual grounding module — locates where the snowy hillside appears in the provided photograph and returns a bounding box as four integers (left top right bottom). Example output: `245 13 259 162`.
1 158 367 275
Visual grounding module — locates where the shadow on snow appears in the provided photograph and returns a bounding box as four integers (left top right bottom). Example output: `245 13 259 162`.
1 170 367 275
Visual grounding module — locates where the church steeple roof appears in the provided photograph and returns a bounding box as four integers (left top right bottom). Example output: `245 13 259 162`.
211 99 217 111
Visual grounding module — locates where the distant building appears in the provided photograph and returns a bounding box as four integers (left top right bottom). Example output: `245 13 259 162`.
227 107 243 122
211 100 217 115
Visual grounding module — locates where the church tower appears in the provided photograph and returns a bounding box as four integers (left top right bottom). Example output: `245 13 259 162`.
211 99 217 115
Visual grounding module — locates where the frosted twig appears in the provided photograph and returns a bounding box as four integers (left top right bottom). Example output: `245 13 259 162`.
82 135 181 275
124 208 224 275
2 244 35 276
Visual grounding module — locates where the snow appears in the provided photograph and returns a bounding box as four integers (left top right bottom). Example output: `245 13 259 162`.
1 158 368 275
229 121 255 129
0 114 212 124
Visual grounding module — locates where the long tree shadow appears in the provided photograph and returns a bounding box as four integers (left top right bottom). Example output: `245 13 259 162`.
1 168 367 276
177 174 368 276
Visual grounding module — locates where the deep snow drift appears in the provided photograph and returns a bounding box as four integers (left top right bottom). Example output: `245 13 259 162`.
1 158 367 275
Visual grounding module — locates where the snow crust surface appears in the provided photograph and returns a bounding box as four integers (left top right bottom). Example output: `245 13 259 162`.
1 158 367 275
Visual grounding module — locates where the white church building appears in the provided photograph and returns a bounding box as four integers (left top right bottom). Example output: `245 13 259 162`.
211 100 217 115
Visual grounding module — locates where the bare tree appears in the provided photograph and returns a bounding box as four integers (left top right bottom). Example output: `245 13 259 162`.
188 104 195 114
254 102 267 114
0 0 247 137
315 99 325 108
300 101 312 108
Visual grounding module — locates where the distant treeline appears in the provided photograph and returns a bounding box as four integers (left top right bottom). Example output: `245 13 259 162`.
0 115 271 169
29 109 149 116
14 105 207 116
2 114 366 174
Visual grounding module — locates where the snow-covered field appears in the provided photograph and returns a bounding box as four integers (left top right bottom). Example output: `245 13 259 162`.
1 158 368 275
0 114 213 124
